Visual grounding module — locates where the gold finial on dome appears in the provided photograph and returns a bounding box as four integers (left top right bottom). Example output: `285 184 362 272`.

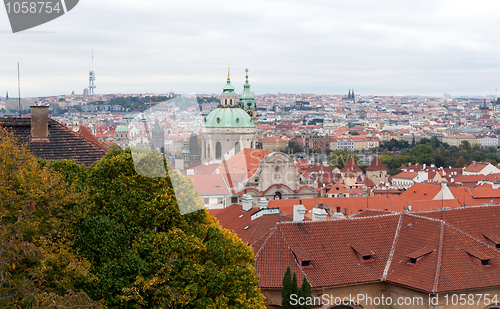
245 68 249 79
227 66 231 79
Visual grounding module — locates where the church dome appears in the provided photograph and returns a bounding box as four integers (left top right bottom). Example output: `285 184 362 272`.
115 124 129 133
204 107 255 128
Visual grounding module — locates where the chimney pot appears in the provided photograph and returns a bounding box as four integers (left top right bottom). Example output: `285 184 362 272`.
30 105 49 140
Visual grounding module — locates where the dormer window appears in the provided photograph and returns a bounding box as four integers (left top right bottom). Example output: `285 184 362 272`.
407 248 435 265
482 232 500 248
350 243 374 262
301 260 311 267
291 245 313 268
466 249 491 267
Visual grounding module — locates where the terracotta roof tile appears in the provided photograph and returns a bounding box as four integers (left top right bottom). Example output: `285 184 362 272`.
340 157 362 173
1 117 107 167
366 156 387 171
256 206 500 292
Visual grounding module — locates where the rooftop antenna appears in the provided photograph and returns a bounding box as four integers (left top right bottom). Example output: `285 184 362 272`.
17 62 21 117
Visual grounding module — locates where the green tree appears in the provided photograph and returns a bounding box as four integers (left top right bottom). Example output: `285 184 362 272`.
461 140 471 154
287 140 302 153
78 149 265 309
456 156 467 167
292 272 298 299
0 127 100 308
410 143 436 165
298 277 312 309
281 267 292 309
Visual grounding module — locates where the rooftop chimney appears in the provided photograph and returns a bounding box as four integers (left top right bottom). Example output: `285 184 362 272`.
30 105 49 140
241 194 253 212
258 197 268 209
293 204 307 222
312 207 328 221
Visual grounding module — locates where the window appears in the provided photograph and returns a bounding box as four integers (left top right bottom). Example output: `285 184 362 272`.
231 197 238 203
217 198 223 204
466 249 491 267
407 248 434 265
482 232 500 248
216 142 222 160
274 191 282 200
350 243 373 262
203 198 209 204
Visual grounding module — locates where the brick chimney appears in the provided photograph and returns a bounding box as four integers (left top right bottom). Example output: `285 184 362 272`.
30 106 49 141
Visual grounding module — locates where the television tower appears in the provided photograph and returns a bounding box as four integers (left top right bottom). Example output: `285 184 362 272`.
88 50 96 95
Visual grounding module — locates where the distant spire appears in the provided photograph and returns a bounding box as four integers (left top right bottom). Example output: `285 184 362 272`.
5 91 8 100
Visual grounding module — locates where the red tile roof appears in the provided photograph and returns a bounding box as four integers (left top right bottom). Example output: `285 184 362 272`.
401 183 441 201
366 156 387 171
256 206 500 292
340 157 362 173
464 162 489 173
393 171 418 179
1 117 108 167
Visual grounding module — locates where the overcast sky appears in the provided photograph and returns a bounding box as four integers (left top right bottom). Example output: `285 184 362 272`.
1 0 500 98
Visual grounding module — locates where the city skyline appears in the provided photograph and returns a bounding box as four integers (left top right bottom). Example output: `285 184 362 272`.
2 0 500 97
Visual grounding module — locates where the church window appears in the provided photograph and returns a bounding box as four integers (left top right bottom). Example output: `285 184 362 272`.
235 141 240 154
274 191 282 200
216 142 222 160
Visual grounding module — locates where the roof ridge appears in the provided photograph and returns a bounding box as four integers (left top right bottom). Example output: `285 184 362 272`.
247 215 264 243
254 224 278 260
414 204 500 214
442 220 500 254
432 221 445 293
382 213 404 280
386 195 397 211
278 212 400 225
250 217 284 247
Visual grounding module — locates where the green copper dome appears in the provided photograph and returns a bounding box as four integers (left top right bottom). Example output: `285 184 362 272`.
221 69 236 97
203 107 255 128
115 124 129 133
221 79 235 97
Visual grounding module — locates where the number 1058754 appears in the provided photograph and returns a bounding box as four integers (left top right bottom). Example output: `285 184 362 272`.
5 1 62 14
